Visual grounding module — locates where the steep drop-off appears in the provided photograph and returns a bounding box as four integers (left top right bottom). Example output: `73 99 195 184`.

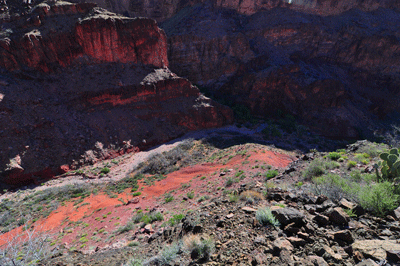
0 1 233 186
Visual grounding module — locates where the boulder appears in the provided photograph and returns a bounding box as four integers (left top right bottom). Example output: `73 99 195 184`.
352 240 400 261
271 208 305 227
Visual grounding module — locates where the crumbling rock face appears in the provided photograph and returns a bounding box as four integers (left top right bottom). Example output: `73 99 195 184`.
0 2 168 72
66 0 400 21
158 4 400 138
0 1 233 186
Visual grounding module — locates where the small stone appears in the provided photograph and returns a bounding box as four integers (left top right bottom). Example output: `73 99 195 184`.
386 250 400 262
325 207 349 225
273 237 294 252
334 230 354 244
287 237 306 247
394 206 400 220
242 206 257 213
339 198 356 210
227 213 234 219
301 255 329 266
355 259 379 266
313 213 330 226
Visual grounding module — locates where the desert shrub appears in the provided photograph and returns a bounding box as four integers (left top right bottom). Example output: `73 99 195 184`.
100 167 110 174
106 175 141 194
239 190 264 204
124 258 143 266
303 159 325 179
325 161 340 170
183 234 215 261
186 191 195 199
312 174 351 202
327 152 341 161
168 214 185 226
225 177 238 187
164 194 174 203
256 207 280 227
158 242 180 265
116 222 135 234
347 160 357 168
0 227 56 266
264 169 279 180
356 181 399 216
228 193 239 202
137 140 194 175
197 195 210 203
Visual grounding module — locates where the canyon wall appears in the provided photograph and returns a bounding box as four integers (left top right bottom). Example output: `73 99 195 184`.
67 0 400 21
0 1 233 186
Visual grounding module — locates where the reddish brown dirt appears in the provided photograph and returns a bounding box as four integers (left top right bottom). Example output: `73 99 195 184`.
0 148 295 250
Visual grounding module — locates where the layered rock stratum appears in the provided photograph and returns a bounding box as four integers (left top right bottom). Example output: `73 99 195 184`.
0 1 233 186
67 0 400 139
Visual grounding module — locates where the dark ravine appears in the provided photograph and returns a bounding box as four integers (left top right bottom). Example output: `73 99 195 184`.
0 1 233 186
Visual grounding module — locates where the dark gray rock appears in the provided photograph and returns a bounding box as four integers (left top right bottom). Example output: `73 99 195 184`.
272 208 305 227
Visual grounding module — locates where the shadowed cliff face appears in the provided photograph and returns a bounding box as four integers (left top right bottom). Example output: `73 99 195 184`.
60 0 400 138
159 4 400 138
66 0 400 21
0 1 233 186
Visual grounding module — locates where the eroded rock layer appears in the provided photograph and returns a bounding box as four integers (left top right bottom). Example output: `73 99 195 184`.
0 1 233 185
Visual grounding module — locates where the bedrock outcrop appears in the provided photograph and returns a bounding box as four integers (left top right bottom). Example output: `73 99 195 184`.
67 0 400 21
60 0 400 138
0 1 233 186
159 3 400 138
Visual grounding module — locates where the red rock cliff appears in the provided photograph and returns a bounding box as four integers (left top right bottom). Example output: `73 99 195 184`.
0 2 168 72
0 1 233 186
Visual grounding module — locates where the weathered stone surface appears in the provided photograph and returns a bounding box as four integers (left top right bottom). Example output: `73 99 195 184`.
0 1 233 185
334 230 354 244
272 208 305 226
394 206 400 220
71 0 400 21
352 240 400 261
273 237 294 252
301 255 329 266
326 207 349 226
355 259 379 266
0 2 168 72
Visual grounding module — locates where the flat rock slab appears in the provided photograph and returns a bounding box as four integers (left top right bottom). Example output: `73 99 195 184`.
352 240 400 261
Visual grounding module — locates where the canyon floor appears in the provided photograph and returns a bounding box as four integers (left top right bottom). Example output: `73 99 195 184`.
1 121 400 266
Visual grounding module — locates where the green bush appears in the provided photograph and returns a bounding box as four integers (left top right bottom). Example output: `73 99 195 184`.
183 235 215 261
158 242 180 265
357 181 399 216
328 152 341 161
256 207 280 227
187 191 195 199
347 160 357 168
303 159 325 179
100 167 110 174
168 214 185 226
312 174 350 201
264 169 279 180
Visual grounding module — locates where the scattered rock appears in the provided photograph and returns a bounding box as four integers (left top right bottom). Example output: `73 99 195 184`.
325 207 350 225
355 259 379 266
352 240 400 261
272 208 305 227
242 206 257 213
334 230 354 244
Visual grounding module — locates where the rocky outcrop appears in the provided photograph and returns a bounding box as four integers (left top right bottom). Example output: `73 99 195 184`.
0 1 233 186
0 2 168 72
159 3 400 138
67 0 400 21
